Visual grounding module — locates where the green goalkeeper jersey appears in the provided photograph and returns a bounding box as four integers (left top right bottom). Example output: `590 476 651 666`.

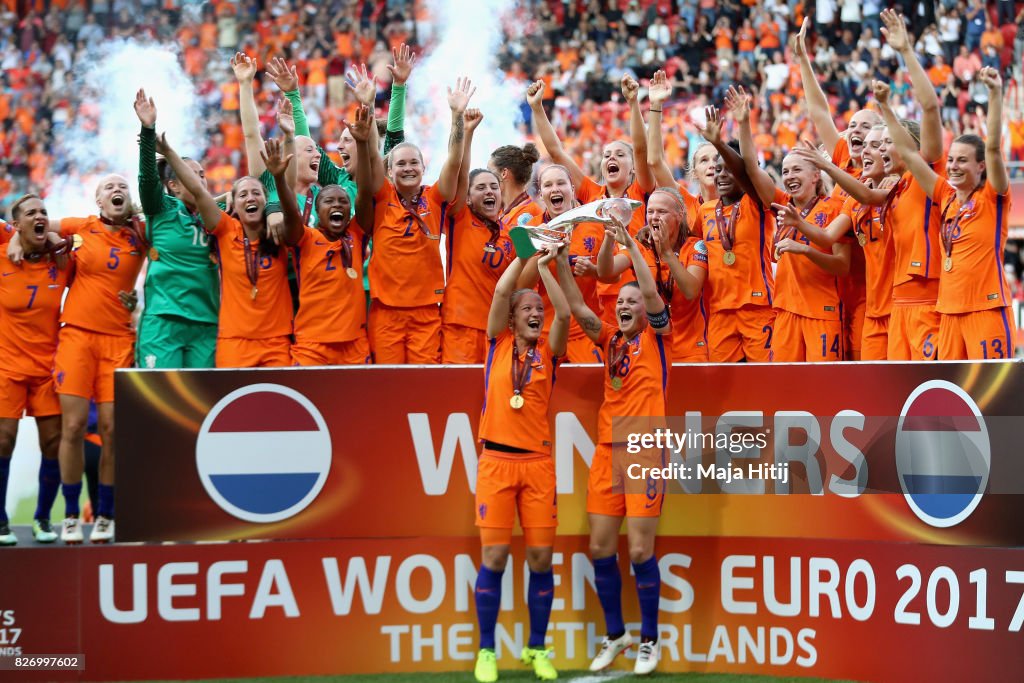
138 126 219 324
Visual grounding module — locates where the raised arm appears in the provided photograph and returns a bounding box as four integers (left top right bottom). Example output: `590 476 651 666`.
266 57 310 137
345 105 378 233
277 98 298 192
451 108 483 215
874 80 939 196
646 70 678 188
979 67 1008 194
773 200 852 248
610 222 669 328
881 10 942 163
527 80 586 187
623 74 654 192
134 88 164 216
596 230 631 283
794 18 841 153
435 77 474 202
790 139 890 205
232 52 266 177
346 62 386 189
725 86 776 205
536 244 570 357
261 138 302 246
383 43 415 155
156 133 222 229
487 256 529 338
555 244 603 343
697 105 759 200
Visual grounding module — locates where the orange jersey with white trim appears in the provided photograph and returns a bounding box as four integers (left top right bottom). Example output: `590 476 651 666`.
772 190 847 321
529 213 604 341
442 205 514 331
293 223 367 343
596 323 671 444
883 165 944 289
479 331 561 454
699 195 775 313
369 182 447 307
0 252 69 377
211 212 292 339
60 216 145 336
842 196 894 318
933 179 1012 314
619 237 709 359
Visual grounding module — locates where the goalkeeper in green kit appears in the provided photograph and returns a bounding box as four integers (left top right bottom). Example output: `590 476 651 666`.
133 88 220 368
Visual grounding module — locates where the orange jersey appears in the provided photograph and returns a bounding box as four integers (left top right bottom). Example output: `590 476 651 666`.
60 216 146 336
596 323 671 444
883 166 944 292
842 196 894 318
479 332 561 454
293 224 367 343
442 205 514 331
830 138 863 202
699 195 775 313
933 179 1012 314
772 190 847 321
529 213 604 341
500 195 543 229
369 182 447 307
620 237 709 359
211 212 292 339
0 220 10 244
677 183 705 237
0 252 69 377
577 176 649 299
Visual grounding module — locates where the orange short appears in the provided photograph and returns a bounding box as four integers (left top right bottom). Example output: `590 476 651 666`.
770 311 843 362
861 315 889 361
707 304 775 362
291 336 371 366
888 302 940 361
587 442 666 518
670 332 709 362
53 325 134 403
939 307 1016 360
441 324 487 364
475 449 557 545
369 301 441 364
565 335 602 364
216 336 292 368
0 372 60 419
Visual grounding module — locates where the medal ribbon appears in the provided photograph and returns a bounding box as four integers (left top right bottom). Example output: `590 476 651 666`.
607 331 632 383
399 187 437 239
714 199 740 252
511 342 534 399
243 235 260 293
878 178 907 227
940 188 978 260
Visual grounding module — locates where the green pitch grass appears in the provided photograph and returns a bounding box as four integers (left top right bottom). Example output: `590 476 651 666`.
139 673 850 682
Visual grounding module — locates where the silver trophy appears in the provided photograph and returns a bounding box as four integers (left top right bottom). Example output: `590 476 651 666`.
511 198 643 256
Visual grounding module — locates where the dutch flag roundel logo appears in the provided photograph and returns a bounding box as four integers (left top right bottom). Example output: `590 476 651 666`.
196 384 332 523
896 380 990 528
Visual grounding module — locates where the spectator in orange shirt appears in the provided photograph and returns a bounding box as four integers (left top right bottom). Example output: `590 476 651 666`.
927 54 953 89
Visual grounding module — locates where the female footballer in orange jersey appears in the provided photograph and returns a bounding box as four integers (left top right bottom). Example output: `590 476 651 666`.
441 109 520 363
0 195 68 545
558 219 671 675
694 107 776 362
528 74 654 322
472 245 569 683
728 87 851 362
788 129 898 360
596 187 709 361
877 70 1015 359
521 164 607 363
488 142 542 228
645 69 719 228
158 135 303 368
360 77 473 364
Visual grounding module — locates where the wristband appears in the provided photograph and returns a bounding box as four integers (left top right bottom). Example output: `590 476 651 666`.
648 306 670 329
263 201 283 217
649 108 662 113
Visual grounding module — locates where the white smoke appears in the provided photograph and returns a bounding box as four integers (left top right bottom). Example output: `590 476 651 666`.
407 0 525 179
45 39 204 218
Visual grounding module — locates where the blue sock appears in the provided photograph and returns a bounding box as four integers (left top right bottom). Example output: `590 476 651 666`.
475 565 503 650
34 459 60 521
0 458 9 524
632 556 661 641
97 484 115 519
62 482 82 518
527 570 554 648
593 555 624 637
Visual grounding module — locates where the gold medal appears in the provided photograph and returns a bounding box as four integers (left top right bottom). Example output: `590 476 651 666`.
857 233 867 247
251 286 259 300
611 377 623 391
509 394 524 409
71 234 83 250
149 247 160 261
723 250 736 266
346 267 358 279
944 257 953 272
484 244 497 253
